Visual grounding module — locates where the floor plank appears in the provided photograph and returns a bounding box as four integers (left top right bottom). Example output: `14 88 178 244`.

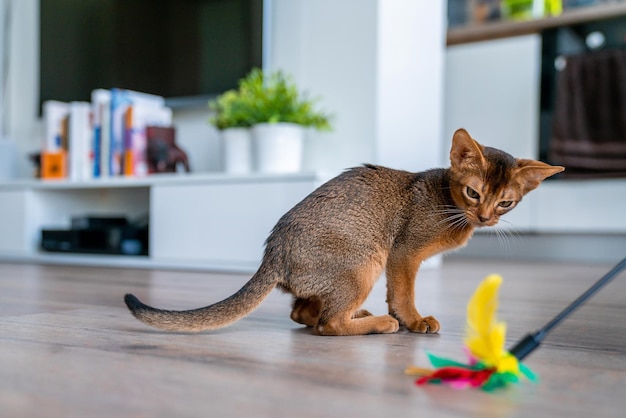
0 259 625 417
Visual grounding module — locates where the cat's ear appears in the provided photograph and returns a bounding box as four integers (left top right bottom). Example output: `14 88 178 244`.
516 159 565 193
450 128 486 169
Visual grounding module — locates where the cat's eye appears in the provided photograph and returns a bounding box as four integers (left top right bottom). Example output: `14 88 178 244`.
465 186 480 200
498 201 514 208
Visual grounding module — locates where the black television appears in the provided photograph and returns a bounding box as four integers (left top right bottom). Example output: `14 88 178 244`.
39 0 264 110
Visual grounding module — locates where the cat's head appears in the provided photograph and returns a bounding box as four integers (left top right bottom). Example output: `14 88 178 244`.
448 128 564 227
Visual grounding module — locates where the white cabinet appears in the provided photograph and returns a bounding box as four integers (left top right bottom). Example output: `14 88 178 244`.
150 178 315 270
0 173 319 272
0 189 29 253
531 179 626 233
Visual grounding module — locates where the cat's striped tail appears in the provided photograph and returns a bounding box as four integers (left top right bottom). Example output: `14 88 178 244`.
124 264 279 332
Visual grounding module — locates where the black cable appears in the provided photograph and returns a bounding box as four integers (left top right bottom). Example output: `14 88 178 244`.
509 257 626 361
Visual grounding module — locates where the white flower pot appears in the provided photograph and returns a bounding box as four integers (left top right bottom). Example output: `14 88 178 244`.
252 123 304 174
221 127 252 174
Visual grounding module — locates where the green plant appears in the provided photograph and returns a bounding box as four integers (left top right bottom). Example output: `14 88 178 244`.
209 69 332 131
208 89 253 130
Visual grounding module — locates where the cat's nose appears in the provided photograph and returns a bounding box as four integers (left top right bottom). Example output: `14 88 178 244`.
478 215 490 223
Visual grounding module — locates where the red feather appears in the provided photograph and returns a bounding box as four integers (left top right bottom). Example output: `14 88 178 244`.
416 367 495 388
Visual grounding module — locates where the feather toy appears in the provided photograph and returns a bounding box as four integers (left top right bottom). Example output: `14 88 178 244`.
405 274 537 390
406 258 626 390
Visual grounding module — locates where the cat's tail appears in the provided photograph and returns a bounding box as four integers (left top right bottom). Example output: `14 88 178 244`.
124 263 280 332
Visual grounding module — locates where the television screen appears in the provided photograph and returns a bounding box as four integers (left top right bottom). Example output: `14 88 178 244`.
39 0 263 110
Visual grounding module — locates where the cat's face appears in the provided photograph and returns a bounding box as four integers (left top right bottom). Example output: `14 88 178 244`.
451 164 520 227
448 129 564 228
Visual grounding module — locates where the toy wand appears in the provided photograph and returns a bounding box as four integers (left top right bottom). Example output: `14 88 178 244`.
509 257 626 361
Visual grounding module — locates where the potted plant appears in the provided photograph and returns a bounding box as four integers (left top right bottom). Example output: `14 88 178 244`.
210 69 332 174
209 89 254 174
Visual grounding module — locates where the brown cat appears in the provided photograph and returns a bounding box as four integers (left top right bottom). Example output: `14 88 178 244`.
125 128 563 336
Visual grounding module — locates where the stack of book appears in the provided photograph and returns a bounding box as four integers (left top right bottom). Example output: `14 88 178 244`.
41 89 173 180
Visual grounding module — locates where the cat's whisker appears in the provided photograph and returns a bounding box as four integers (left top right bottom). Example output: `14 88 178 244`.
431 205 465 217
435 213 467 228
432 211 464 220
488 220 521 253
484 226 505 251
432 208 465 222
497 219 522 240
493 225 511 252
445 215 469 231
431 208 462 214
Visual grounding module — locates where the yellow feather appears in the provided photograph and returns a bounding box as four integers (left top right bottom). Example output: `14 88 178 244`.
465 274 520 374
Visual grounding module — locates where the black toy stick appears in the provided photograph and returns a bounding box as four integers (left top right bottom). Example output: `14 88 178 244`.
509 257 626 361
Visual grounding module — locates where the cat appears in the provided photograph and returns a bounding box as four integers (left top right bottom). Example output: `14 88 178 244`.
124 128 564 336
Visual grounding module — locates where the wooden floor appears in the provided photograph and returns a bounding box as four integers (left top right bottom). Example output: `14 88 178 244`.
1 258 625 418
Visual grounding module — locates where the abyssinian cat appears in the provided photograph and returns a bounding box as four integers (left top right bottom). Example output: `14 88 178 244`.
125 128 563 336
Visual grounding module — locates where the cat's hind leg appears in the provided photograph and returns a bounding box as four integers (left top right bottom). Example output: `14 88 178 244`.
291 297 373 327
290 297 321 327
352 309 373 318
316 308 399 336
314 265 399 336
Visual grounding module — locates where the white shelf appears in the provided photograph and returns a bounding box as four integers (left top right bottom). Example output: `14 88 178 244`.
0 172 321 271
0 171 319 190
447 2 626 46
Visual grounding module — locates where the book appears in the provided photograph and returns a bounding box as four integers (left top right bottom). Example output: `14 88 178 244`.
91 89 111 178
109 89 165 176
67 101 93 181
41 89 171 180
41 100 70 180
42 100 69 152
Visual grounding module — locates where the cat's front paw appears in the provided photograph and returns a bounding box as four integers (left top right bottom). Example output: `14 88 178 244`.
406 316 440 334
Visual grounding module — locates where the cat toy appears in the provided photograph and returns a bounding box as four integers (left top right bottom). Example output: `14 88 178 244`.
405 257 626 390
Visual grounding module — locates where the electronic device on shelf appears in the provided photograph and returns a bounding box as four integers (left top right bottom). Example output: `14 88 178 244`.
41 216 149 256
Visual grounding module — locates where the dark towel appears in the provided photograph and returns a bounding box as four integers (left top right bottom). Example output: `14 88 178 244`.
549 48 626 178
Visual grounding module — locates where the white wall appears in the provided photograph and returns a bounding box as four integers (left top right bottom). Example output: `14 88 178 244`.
270 0 378 176
270 0 447 176
376 0 446 171
443 35 541 159
172 107 221 173
443 35 542 230
5 0 40 178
